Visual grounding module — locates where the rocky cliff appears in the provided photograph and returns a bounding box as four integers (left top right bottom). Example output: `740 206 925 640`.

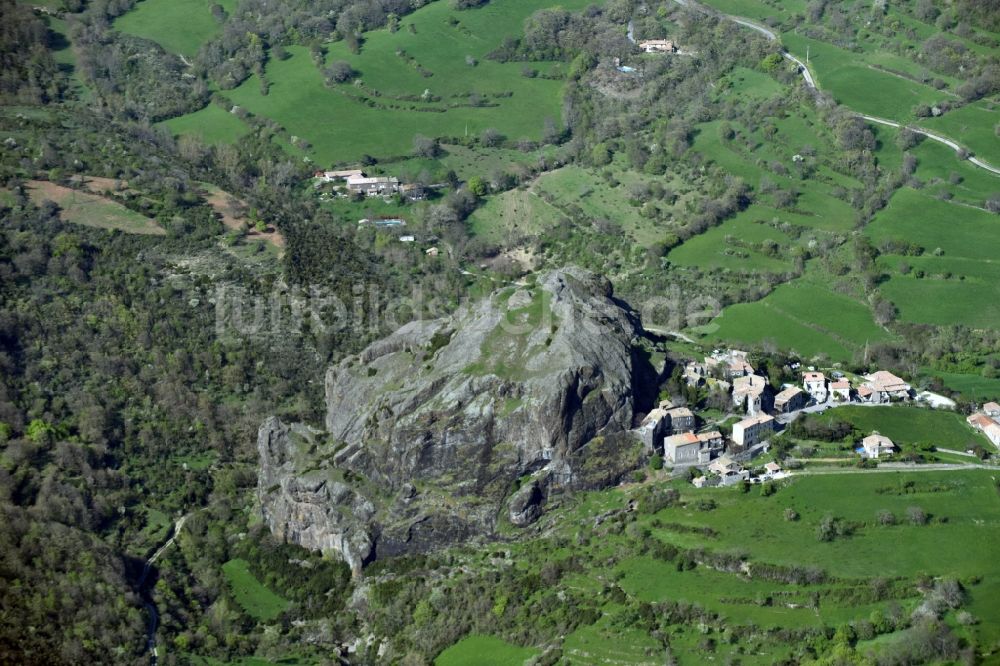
258 268 658 573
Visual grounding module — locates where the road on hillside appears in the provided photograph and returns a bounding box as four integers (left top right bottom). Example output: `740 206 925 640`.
861 115 1000 176
794 463 1000 475
669 0 1000 177
139 514 189 665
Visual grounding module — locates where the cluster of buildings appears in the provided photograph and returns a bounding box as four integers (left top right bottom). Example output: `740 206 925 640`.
686 351 915 418
637 347 998 487
692 457 786 488
313 169 424 200
636 400 724 466
967 402 1000 448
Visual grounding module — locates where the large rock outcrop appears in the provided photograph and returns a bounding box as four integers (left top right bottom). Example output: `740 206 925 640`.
257 268 658 572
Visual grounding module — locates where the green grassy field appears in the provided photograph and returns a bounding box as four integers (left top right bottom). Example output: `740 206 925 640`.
814 406 987 450
188 0 595 164
700 0 804 21
781 34 946 122
434 635 538 666
468 186 566 243
650 470 1000 579
221 558 290 621
923 369 1000 402
702 278 892 361
720 66 784 99
115 0 236 57
906 131 1000 208
24 181 165 235
667 205 793 272
921 99 1000 168
690 118 859 232
435 467 1000 664
865 188 1000 328
160 103 248 145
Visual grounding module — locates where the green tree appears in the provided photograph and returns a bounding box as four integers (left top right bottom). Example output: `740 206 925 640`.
467 176 488 197
761 53 784 72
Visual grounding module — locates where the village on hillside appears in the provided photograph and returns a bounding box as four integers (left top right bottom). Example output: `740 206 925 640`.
634 349 1000 488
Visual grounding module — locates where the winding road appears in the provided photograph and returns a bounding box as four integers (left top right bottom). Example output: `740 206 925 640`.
138 514 188 665
668 0 1000 177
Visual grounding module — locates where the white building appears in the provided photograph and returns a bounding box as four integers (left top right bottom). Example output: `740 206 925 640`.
861 433 895 459
731 414 774 448
802 371 828 403
829 379 851 402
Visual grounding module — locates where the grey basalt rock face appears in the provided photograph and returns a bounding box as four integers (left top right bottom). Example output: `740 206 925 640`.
258 267 656 571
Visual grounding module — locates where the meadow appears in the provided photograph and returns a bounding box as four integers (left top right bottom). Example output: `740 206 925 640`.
115 0 237 57
865 188 1000 328
780 34 945 122
666 205 793 273
690 118 859 233
813 406 987 451
434 635 539 666
221 558 290 621
921 369 1000 402
467 186 566 243
160 104 248 146
24 181 165 235
172 0 597 165
921 99 1000 168
702 278 892 362
436 468 1000 663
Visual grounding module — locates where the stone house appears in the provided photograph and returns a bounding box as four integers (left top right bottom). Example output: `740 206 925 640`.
773 386 806 414
731 414 775 448
636 407 670 452
863 370 912 403
666 406 695 433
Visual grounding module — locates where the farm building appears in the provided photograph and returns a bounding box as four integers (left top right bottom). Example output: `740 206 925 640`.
983 402 1000 418
985 424 1000 448
638 39 677 53
861 433 895 459
967 412 1000 447
773 386 806 413
731 414 774 448
347 174 400 196
315 168 365 182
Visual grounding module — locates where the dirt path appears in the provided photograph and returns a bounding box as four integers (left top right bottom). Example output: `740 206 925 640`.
200 183 285 248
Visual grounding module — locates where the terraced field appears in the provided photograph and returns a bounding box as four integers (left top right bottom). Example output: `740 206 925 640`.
866 189 1000 329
